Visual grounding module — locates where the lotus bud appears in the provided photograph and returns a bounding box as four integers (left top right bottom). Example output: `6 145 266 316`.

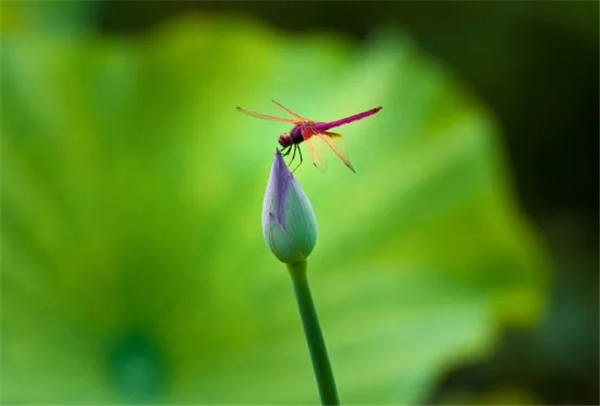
262 150 317 263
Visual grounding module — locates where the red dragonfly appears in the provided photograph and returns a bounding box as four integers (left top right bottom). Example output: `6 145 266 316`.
237 100 382 172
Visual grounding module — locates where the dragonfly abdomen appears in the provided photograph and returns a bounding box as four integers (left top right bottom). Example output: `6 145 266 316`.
315 106 382 132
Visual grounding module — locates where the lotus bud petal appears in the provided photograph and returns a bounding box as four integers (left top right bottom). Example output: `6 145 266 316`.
262 150 317 263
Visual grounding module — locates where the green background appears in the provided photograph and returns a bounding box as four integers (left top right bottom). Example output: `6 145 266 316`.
1 2 596 405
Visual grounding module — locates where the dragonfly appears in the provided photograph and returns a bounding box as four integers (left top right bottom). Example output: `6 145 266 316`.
237 100 382 172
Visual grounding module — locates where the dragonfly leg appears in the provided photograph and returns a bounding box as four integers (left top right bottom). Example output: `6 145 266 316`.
281 145 292 157
288 143 297 167
291 145 303 173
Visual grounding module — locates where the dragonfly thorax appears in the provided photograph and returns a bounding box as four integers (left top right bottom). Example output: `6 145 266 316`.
289 123 310 144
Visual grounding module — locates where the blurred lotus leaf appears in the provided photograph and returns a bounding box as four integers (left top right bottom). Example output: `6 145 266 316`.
1 12 548 405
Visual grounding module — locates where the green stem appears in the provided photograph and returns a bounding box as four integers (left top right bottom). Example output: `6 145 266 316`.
287 260 339 405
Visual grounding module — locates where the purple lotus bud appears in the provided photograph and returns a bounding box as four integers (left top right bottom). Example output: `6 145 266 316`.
262 150 317 263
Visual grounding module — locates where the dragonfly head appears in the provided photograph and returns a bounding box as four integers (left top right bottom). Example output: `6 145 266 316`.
278 132 292 147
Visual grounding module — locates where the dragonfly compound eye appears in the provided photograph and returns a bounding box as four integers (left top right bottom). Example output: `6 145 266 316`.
278 133 292 147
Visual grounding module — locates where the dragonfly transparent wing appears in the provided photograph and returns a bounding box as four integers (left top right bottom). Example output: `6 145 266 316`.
271 100 308 121
303 134 328 172
315 131 356 172
236 106 297 123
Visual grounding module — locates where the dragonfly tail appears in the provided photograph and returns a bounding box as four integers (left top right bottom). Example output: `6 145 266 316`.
318 106 382 131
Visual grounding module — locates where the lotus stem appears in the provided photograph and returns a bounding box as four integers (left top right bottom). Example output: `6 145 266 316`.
287 260 339 405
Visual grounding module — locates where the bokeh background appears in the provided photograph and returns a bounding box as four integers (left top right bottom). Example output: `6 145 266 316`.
1 1 598 404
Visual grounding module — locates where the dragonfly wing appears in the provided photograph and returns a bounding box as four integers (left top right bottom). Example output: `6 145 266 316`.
315 132 356 172
236 106 297 123
271 100 308 121
303 135 328 172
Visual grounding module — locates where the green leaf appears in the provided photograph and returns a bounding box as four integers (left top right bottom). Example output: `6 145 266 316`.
1 15 549 404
